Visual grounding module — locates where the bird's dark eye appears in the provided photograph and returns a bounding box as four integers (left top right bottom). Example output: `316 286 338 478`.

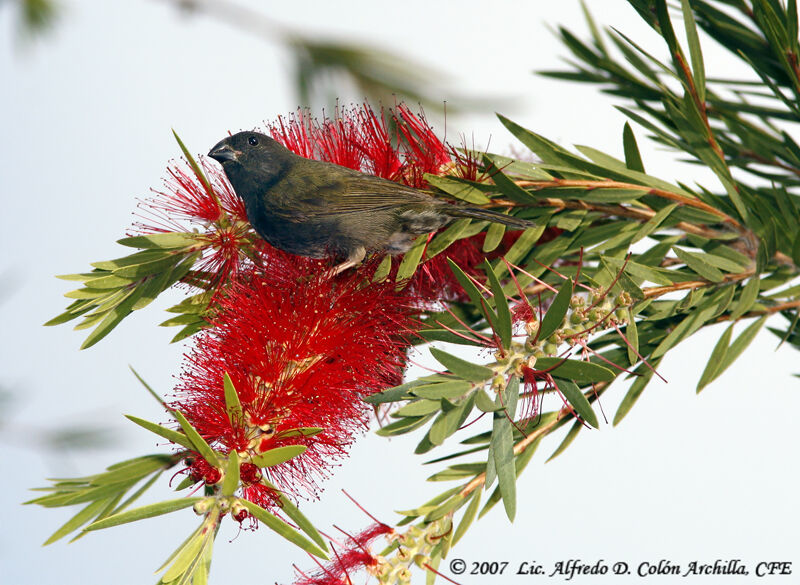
248 136 259 146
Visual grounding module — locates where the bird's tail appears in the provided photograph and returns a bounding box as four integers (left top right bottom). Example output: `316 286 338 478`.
447 206 535 229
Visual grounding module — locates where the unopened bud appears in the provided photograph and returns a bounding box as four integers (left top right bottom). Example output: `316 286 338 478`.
193 498 213 515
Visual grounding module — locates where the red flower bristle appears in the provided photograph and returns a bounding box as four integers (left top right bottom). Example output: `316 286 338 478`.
171 253 417 503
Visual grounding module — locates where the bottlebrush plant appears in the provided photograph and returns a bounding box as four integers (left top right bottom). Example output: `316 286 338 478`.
30 1 800 584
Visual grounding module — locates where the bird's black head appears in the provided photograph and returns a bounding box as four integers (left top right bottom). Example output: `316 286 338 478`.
208 131 295 200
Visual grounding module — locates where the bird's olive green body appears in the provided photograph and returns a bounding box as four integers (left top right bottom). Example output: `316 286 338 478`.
209 131 533 266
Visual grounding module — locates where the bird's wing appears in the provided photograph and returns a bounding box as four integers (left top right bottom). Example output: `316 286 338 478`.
280 159 433 216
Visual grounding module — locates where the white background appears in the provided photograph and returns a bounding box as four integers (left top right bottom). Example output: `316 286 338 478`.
1 1 798 584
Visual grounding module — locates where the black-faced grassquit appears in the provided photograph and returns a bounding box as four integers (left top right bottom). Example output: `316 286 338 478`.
209 131 534 271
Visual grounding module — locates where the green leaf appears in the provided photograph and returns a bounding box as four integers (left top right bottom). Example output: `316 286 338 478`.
90 455 172 485
125 415 194 452
117 232 198 249
412 380 473 400
250 445 308 468
425 394 476 448
173 410 220 468
492 377 519 521
221 451 240 497
717 316 768 376
84 498 202 531
80 285 146 349
129 366 165 405
363 381 419 404
730 276 760 319
395 235 427 281
539 280 573 341
447 259 495 323
483 262 512 349
159 527 206 583
681 0 706 102
535 358 615 383
697 324 734 392
625 308 640 366
483 222 506 252
274 427 323 440
483 154 537 203
651 299 720 358
372 254 393 283
475 389 503 412
429 347 494 382
452 489 481 546
394 399 441 417
632 203 678 243
602 256 674 286
554 378 598 428
375 415 433 437
672 247 725 282
261 478 328 552
425 219 471 259
497 224 546 270
44 499 109 545
222 373 243 427
425 174 491 204
622 122 645 172
423 493 466 522
239 499 328 558
173 129 219 207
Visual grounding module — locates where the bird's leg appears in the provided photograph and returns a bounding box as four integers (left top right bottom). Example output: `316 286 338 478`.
332 246 367 275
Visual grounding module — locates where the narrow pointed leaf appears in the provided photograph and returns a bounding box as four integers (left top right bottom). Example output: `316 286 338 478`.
622 122 645 172
84 497 202 531
44 499 109 545
250 445 307 468
396 235 427 281
539 280 573 341
173 410 220 467
221 451 240 496
535 358 615 383
452 489 481 546
238 499 328 558
554 378 598 428
483 262 512 348
261 478 328 552
223 373 243 427
429 347 494 382
125 415 194 451
697 324 734 392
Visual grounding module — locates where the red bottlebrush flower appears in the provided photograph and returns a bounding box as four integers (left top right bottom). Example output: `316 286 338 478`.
136 158 247 228
393 103 452 188
185 455 222 485
267 108 364 171
134 158 255 291
354 104 404 181
268 111 317 160
293 522 394 585
171 254 417 505
264 103 480 191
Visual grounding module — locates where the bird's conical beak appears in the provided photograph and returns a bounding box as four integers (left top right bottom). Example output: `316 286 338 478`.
208 142 239 163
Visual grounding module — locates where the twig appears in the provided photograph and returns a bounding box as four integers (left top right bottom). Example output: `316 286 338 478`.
510 179 744 232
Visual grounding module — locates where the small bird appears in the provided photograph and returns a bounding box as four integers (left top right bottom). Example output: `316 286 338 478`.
208 131 534 271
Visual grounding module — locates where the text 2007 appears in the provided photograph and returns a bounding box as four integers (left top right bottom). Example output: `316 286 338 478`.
470 561 509 575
